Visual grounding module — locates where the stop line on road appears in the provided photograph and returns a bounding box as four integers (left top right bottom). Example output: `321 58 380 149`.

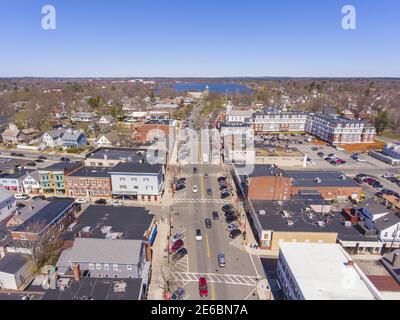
173 272 259 287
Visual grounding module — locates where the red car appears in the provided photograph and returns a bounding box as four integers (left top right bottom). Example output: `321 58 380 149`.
199 277 208 297
171 239 184 253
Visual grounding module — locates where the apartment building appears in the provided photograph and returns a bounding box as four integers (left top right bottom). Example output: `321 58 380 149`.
252 109 375 144
39 162 82 195
109 162 165 202
65 166 112 198
85 147 148 167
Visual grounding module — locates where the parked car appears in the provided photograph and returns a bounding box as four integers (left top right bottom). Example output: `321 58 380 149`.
25 162 37 167
212 211 219 220
229 229 241 239
204 174 208 179
205 218 212 229
311 147 319 151
195 229 202 241
60 157 71 162
207 188 212 196
76 198 88 204
10 152 18 157
95 198 107 205
354 177 363 184
226 223 238 232
38 156 47 160
199 277 208 298
221 191 230 199
222 204 234 212
171 239 184 253
172 248 188 262
192 185 199 193
225 216 238 223
218 177 227 183
193 167 198 174
32 195 46 200
171 287 185 300
111 199 123 207
218 254 226 267
15 193 29 200
171 233 184 244
35 159 44 163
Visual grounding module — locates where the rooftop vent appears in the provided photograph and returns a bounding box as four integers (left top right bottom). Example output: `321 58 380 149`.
259 210 266 216
281 210 291 218
315 177 322 184
81 226 91 233
114 282 127 293
101 226 113 234
317 221 326 227
287 220 294 226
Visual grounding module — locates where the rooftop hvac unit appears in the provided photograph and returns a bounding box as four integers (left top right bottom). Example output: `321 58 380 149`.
281 210 291 218
344 221 352 227
317 221 326 227
82 226 91 233
287 220 294 226
315 177 322 184
259 210 266 216
114 282 127 293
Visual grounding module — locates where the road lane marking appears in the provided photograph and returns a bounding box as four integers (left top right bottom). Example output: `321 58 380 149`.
249 253 260 278
244 288 257 300
211 282 216 300
205 234 211 258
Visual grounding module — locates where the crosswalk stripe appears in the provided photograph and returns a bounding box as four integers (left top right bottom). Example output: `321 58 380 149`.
172 272 258 287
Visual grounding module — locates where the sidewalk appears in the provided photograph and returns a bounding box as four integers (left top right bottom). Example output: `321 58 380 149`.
147 221 169 300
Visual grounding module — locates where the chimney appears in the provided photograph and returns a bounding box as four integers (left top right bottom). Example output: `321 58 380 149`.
392 252 400 267
72 263 81 282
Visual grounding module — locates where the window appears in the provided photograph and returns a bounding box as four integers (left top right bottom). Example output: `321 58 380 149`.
143 178 150 182
120 185 127 190
120 177 126 181
89 263 95 270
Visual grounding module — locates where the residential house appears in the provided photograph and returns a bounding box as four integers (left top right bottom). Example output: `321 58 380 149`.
39 162 82 195
95 132 120 148
65 166 112 198
97 115 116 127
40 128 66 149
21 171 41 195
1 123 28 145
0 253 31 290
62 129 87 149
110 162 165 202
70 112 96 123
0 189 16 223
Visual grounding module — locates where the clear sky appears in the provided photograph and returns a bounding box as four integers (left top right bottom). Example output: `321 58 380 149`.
0 0 399 77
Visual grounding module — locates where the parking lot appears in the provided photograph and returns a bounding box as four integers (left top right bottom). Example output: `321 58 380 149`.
169 165 264 300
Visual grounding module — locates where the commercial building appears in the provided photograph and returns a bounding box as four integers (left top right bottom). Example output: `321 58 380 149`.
277 242 382 300
254 145 307 168
65 166 112 198
11 198 78 241
0 169 31 193
136 119 177 152
246 193 380 252
236 165 362 202
39 162 82 195
369 143 400 166
84 147 148 167
109 162 165 202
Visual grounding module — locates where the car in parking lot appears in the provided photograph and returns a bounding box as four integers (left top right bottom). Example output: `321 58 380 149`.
354 177 363 184
38 156 47 160
60 157 70 162
222 204 234 212
225 215 238 223
171 239 184 253
32 195 46 200
205 218 212 229
35 159 44 163
199 277 208 298
193 167 198 174
111 199 123 207
212 211 219 220
218 254 226 267
229 229 241 239
207 188 212 195
176 183 185 191
192 185 198 193
171 233 184 244
15 193 30 200
95 198 107 205
317 152 325 157
171 287 185 300
311 147 319 151
204 173 208 179
76 198 88 204
218 176 227 183
172 248 188 262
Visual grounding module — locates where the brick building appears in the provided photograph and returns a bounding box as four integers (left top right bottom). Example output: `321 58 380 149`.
65 166 112 198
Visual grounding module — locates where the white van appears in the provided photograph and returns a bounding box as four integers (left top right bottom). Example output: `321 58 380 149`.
15 193 29 200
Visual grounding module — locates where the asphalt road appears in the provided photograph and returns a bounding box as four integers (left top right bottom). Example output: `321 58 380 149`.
170 165 263 300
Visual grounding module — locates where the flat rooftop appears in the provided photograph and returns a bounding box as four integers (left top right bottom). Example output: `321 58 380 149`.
63 205 154 241
41 162 81 172
68 166 112 178
86 147 148 162
255 146 304 158
250 198 377 242
287 170 360 188
279 242 381 300
110 161 163 174
42 278 143 300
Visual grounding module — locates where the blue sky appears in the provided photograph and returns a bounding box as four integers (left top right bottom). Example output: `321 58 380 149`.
0 0 399 77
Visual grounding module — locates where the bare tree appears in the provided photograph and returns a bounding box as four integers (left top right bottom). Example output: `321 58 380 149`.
156 259 179 294
15 221 64 275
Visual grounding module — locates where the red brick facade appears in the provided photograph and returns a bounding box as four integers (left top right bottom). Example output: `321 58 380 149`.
65 176 112 198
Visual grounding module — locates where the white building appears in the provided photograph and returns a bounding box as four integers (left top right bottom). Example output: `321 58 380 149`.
71 112 97 123
21 171 41 195
97 115 116 126
109 162 165 202
0 189 16 223
226 109 255 123
40 128 66 149
95 133 120 148
277 242 383 300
